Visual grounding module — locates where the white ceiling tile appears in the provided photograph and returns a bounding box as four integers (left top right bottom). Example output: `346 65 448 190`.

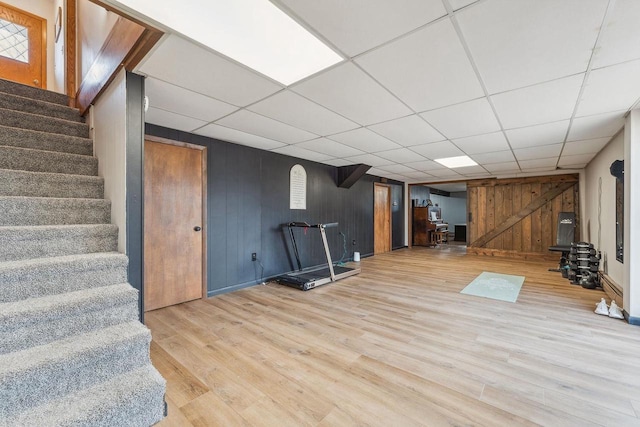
577 59 640 117
375 148 427 163
138 35 282 106
367 115 444 146
461 172 492 179
470 150 515 164
345 153 394 167
145 78 238 122
279 0 446 57
323 158 353 167
248 90 358 136
455 165 487 175
449 0 478 11
215 110 317 143
592 0 640 68
429 169 463 178
367 167 391 177
378 164 416 174
514 143 563 161
457 0 607 93
420 98 500 139
483 162 520 173
145 107 207 132
562 137 610 156
271 145 334 162
558 153 595 167
294 138 364 157
505 120 570 149
410 141 465 159
518 158 558 169
356 19 484 112
404 160 446 171
385 174 410 182
403 171 435 179
568 111 625 141
453 131 509 154
194 124 286 150
292 62 412 125
328 127 401 152
491 74 584 129
519 166 558 173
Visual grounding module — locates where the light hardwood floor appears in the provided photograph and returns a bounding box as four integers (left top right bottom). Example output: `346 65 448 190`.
147 247 640 426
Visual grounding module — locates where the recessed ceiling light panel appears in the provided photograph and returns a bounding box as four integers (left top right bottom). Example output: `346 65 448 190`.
434 155 478 168
114 0 343 85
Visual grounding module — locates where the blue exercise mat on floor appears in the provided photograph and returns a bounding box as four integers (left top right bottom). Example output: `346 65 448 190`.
460 272 525 303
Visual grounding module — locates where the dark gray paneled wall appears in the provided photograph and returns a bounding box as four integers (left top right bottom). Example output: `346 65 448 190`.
145 124 404 296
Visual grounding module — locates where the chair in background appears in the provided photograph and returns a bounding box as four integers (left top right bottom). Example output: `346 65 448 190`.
548 212 576 277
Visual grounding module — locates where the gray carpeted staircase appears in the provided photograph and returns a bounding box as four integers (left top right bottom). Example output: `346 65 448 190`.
0 79 165 426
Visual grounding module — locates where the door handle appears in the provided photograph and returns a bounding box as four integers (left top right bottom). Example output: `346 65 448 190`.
193 226 202 232
33 79 40 86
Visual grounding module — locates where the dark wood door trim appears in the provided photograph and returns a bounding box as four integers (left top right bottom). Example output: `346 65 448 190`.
374 183 392 254
65 0 76 103
144 135 208 303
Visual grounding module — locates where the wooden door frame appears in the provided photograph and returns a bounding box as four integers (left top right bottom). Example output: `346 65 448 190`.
144 135 208 301
374 182 392 253
0 1 47 88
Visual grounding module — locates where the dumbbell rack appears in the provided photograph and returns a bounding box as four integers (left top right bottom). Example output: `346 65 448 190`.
567 242 601 289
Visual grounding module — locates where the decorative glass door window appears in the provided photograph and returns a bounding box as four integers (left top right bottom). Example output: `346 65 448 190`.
0 18 29 63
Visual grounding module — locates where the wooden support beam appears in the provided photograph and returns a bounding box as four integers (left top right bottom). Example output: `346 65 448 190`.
470 181 575 248
467 174 578 188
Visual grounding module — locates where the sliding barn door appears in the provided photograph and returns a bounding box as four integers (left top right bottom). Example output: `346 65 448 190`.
467 174 579 256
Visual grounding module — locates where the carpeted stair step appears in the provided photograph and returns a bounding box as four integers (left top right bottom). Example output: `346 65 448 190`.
0 321 152 420
0 283 139 354
0 107 89 138
4 365 166 427
0 145 97 175
0 79 69 106
0 92 83 123
0 196 110 226
0 224 118 262
0 252 128 303
0 124 92 155
0 169 104 199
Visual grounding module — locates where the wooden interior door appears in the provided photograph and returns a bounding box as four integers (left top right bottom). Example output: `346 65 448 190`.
0 2 46 88
144 140 204 311
374 183 391 254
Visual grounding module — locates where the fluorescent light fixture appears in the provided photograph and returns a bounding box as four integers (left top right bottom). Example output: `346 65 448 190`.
434 155 478 168
114 0 343 85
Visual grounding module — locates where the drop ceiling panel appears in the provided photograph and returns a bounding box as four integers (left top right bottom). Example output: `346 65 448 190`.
405 160 446 171
429 169 463 178
562 137 611 156
248 90 358 136
403 171 435 179
215 110 317 143
367 115 444 146
491 74 583 129
356 19 484 112
323 158 353 167
567 111 625 141
592 0 640 68
294 138 364 157
456 0 607 93
558 153 594 167
278 0 446 57
292 62 412 125
195 124 286 150
375 148 427 163
576 59 640 117
452 132 509 154
514 143 563 161
410 141 465 159
449 0 478 11
145 107 207 132
483 161 520 173
344 153 394 167
420 98 500 139
378 164 415 174
271 145 334 162
470 150 515 164
455 165 487 175
518 158 558 169
328 127 401 152
145 78 238 122
138 35 282 106
505 120 570 149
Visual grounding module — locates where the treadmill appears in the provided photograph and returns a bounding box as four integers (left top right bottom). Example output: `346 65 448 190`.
275 222 361 291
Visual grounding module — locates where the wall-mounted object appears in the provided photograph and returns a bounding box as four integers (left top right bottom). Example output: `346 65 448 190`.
290 164 307 210
55 7 62 42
